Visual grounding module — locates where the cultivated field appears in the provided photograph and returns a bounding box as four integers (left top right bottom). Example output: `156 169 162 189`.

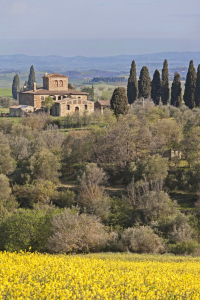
0 252 200 299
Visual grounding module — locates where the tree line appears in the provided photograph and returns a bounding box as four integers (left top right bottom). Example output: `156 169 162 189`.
126 59 200 108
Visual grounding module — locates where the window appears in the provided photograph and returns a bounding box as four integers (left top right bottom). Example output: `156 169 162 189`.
84 105 87 110
67 105 70 110
41 96 44 100
59 80 63 87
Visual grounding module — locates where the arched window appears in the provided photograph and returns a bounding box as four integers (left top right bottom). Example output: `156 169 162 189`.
54 80 58 87
59 80 63 87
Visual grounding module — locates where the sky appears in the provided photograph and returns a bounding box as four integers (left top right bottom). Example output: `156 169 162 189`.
0 0 200 56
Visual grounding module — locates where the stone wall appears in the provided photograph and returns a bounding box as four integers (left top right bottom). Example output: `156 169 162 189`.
19 93 34 106
60 99 94 116
70 95 88 100
34 95 43 109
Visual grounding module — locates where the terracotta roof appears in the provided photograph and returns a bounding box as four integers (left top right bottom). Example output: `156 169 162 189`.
42 73 68 78
96 100 110 106
19 88 88 96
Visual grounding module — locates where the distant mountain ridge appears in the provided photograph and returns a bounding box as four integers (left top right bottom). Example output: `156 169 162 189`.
0 52 200 75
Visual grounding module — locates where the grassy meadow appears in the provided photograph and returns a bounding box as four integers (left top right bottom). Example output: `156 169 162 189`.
0 252 200 299
0 88 12 97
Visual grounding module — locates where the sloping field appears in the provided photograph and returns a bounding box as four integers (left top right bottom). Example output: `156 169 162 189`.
0 252 200 299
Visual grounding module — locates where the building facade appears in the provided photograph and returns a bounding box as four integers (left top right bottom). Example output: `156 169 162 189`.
17 73 94 116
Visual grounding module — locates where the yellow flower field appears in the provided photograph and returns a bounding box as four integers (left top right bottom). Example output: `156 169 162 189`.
0 252 200 299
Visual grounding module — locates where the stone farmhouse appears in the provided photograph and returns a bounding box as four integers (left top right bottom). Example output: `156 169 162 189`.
16 73 94 116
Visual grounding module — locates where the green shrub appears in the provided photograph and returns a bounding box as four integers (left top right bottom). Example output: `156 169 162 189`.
0 208 59 252
168 241 198 255
53 189 76 208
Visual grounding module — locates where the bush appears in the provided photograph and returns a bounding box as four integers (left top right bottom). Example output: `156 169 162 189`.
77 163 110 220
13 180 57 208
137 191 177 223
0 96 16 108
0 208 58 252
21 113 52 131
53 189 76 208
134 154 169 182
0 133 15 175
84 193 111 221
168 241 198 255
158 211 193 242
0 174 18 219
47 208 108 253
27 148 61 183
77 163 107 188
122 226 165 254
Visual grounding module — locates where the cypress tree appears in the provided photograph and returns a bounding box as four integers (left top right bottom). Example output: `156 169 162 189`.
127 60 138 104
138 66 151 99
110 87 128 117
151 69 161 105
171 72 182 107
161 59 170 105
184 60 197 109
27 65 36 90
195 64 200 107
12 74 20 100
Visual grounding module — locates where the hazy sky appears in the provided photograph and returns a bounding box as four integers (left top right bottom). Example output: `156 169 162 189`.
0 0 200 55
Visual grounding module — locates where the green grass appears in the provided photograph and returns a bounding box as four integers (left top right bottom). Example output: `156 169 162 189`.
0 89 12 97
0 115 21 123
83 253 200 262
0 108 9 114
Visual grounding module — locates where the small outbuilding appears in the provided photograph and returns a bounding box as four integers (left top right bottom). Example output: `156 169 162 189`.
94 100 110 114
9 105 34 117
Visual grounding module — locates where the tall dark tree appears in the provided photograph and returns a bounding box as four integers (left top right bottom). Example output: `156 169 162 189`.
81 86 94 101
195 64 200 107
12 74 20 100
184 60 197 109
151 69 161 105
161 59 170 105
111 87 128 117
171 72 182 107
27 65 36 90
127 60 138 104
138 66 151 99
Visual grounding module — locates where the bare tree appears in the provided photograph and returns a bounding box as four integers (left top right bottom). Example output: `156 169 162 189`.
47 208 108 253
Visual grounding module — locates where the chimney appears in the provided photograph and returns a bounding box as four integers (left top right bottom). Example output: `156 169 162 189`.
33 82 36 92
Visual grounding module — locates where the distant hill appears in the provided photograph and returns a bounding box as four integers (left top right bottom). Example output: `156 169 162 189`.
0 52 199 74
